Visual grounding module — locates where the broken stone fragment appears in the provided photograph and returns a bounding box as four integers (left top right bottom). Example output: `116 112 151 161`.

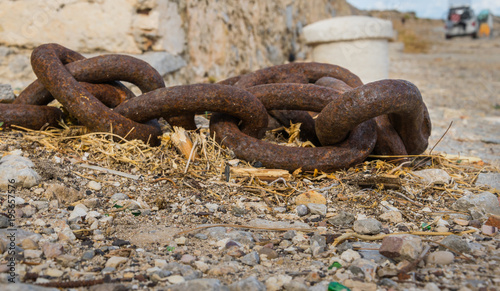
379 234 423 261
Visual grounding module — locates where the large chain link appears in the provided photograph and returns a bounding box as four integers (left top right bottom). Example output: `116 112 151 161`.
0 43 431 171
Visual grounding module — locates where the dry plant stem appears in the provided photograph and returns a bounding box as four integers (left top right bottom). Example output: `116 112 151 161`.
150 177 177 187
242 185 293 197
429 121 453 155
176 223 315 237
184 138 199 174
389 190 423 206
79 164 140 180
332 229 477 247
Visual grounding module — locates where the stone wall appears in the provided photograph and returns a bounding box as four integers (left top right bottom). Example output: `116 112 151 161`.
0 0 359 90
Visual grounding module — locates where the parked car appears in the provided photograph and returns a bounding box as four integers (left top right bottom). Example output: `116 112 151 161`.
445 5 479 39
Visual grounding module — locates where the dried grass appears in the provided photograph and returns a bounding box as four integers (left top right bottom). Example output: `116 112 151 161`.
1 121 498 201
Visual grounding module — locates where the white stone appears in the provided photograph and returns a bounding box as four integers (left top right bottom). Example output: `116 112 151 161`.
58 226 76 242
87 181 102 191
426 251 455 265
379 211 403 224
175 236 186 245
45 268 64 277
303 16 393 83
340 249 361 263
0 154 41 190
34 219 46 227
69 206 88 222
154 259 167 268
86 210 101 220
265 275 292 291
105 256 128 268
167 275 185 284
14 197 26 205
414 169 452 185
24 249 43 259
194 260 209 272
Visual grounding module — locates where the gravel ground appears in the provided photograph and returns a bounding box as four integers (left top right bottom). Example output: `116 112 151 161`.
0 22 499 291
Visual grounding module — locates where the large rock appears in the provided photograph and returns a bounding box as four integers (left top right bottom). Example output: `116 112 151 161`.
0 154 41 190
475 173 500 191
451 191 500 219
0 0 141 53
0 0 360 87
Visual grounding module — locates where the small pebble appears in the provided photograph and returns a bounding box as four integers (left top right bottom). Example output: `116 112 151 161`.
379 211 403 223
180 254 196 263
295 190 326 205
307 203 327 216
258 247 278 260
353 218 383 235
46 268 64 277
440 235 471 253
81 250 95 260
296 204 309 216
42 243 64 258
340 249 361 263
20 238 38 250
24 249 43 259
111 193 129 200
328 211 355 227
426 251 455 265
87 181 102 191
0 216 10 228
105 256 128 268
240 251 260 266
167 275 186 284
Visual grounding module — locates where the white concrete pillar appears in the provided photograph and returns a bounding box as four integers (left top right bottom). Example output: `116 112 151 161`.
303 16 394 84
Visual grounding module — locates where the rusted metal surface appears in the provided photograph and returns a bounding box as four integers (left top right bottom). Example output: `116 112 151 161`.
233 62 363 89
1 43 432 172
315 80 431 155
15 81 134 108
0 104 63 129
210 113 376 172
114 84 268 138
30 43 163 145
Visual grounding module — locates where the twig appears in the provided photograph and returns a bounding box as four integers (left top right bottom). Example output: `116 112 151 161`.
332 229 477 247
78 164 140 180
176 223 314 237
184 138 199 174
242 185 292 197
388 190 423 206
429 121 453 155
150 177 177 187
268 177 288 187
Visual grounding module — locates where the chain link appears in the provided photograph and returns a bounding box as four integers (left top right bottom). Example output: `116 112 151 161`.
0 43 431 171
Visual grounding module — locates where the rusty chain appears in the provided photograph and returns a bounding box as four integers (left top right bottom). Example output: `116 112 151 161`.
0 43 431 172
